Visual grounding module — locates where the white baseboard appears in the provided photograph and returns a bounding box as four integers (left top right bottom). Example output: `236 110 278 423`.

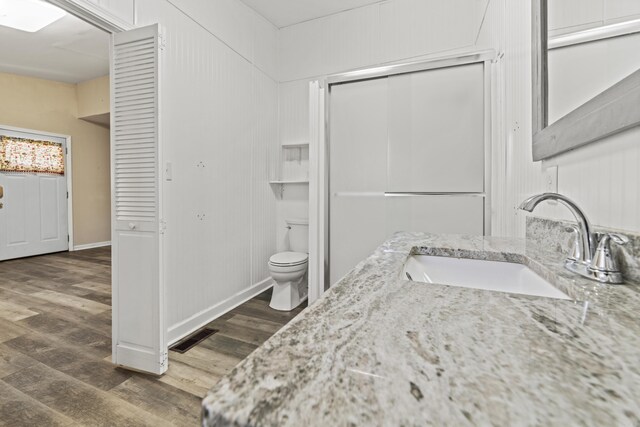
73 241 111 251
114 343 166 375
167 277 274 346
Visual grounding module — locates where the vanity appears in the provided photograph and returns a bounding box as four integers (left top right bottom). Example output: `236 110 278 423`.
202 223 640 426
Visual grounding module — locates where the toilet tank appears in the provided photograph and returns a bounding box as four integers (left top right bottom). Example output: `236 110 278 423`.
286 218 309 253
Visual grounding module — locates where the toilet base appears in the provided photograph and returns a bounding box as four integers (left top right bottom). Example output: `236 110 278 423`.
270 275 307 311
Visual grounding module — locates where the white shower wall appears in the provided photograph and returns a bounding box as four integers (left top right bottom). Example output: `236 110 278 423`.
134 0 279 343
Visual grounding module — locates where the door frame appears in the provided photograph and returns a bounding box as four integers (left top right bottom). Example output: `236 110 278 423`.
46 2 132 254
314 49 498 291
0 124 73 251
308 82 325 305
46 0 134 32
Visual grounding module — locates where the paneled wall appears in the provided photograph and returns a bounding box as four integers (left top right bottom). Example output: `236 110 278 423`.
491 0 548 237
278 0 489 83
159 0 278 80
133 0 279 342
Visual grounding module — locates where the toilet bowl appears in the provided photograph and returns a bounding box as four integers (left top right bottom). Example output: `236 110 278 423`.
268 219 309 311
268 251 308 311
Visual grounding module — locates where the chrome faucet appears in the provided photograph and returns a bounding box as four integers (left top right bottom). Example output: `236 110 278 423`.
519 193 628 284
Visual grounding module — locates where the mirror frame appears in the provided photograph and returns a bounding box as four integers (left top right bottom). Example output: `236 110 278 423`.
532 0 640 161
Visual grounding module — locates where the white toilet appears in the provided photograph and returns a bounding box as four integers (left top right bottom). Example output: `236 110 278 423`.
268 218 308 311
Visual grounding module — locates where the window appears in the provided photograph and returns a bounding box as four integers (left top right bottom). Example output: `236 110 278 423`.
0 136 64 175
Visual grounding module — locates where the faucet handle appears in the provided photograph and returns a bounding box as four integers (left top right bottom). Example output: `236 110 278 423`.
565 225 582 262
608 233 629 246
588 233 627 283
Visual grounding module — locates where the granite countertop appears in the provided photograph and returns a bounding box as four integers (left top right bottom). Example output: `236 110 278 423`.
202 232 640 426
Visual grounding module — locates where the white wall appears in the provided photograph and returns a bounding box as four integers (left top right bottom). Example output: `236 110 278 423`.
133 0 279 342
278 0 489 83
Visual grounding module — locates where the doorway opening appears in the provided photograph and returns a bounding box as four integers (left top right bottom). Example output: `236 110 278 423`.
0 2 111 260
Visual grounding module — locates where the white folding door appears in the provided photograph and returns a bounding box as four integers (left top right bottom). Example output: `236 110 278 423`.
111 24 166 375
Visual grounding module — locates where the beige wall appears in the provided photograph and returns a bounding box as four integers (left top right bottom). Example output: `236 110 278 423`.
0 72 110 246
77 75 110 118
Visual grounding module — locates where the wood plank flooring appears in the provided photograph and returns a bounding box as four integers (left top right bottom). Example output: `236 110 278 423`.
0 247 305 426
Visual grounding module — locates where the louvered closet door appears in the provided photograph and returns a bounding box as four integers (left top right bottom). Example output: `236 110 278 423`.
111 24 166 375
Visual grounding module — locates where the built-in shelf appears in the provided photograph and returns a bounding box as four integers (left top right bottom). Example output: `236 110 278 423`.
271 143 310 196
281 142 309 148
269 179 309 196
269 180 309 185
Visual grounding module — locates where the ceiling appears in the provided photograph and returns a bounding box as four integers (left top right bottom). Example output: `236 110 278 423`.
239 0 385 28
0 10 109 84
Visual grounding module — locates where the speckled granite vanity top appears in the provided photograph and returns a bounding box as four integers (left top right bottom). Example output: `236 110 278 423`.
202 232 640 426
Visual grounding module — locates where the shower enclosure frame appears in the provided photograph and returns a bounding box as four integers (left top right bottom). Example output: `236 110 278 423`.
310 49 498 293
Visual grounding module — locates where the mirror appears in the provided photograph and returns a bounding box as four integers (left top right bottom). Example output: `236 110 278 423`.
532 0 640 160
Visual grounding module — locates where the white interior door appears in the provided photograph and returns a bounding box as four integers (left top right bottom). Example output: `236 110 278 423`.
111 24 166 375
0 127 69 261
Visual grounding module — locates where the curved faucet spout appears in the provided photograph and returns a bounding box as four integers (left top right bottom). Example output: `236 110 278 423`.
518 193 595 263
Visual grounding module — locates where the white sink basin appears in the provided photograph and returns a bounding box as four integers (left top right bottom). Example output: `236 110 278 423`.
403 255 570 300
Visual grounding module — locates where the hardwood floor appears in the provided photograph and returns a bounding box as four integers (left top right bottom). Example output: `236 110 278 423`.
0 247 305 426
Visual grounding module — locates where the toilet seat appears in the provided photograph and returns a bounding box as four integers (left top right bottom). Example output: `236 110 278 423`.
269 251 308 267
